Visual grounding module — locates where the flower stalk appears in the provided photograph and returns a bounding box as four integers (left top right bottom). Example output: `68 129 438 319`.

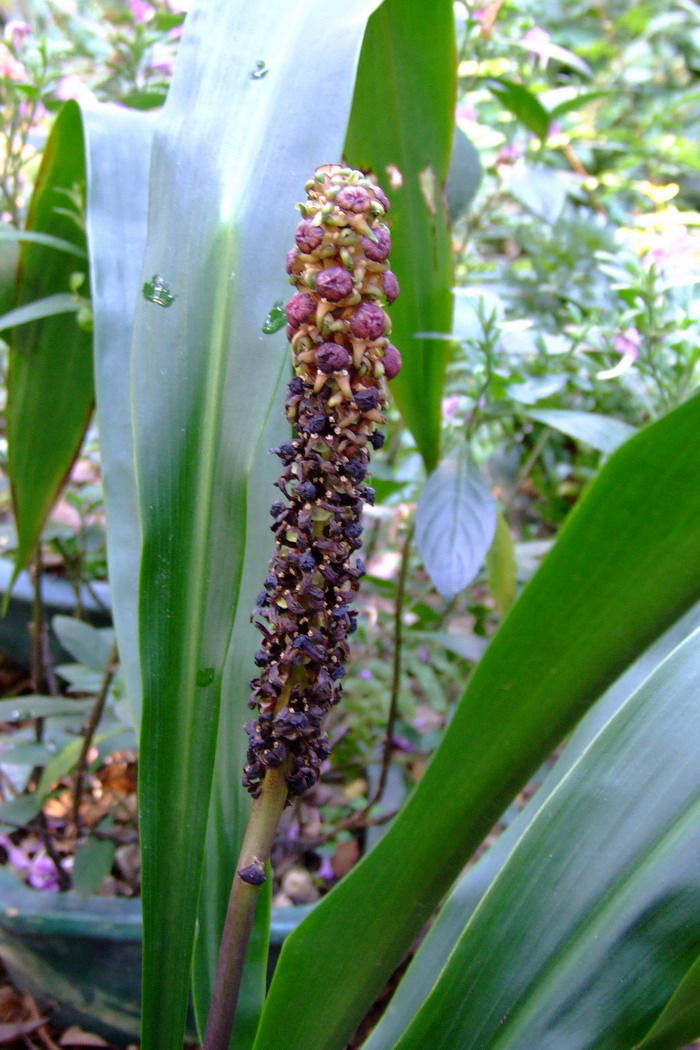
203 165 401 1050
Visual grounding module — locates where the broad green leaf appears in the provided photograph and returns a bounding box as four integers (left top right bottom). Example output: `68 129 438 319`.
254 393 700 1050
445 126 483 222
513 38 593 77
52 615 114 673
0 696 92 720
80 100 156 729
130 4 384 1049
507 372 567 403
527 408 636 454
0 742 54 765
635 952 700 1050
36 727 122 798
486 511 517 615
502 163 567 224
0 793 44 830
5 102 94 581
344 0 456 472
484 78 550 140
389 627 700 1050
0 293 82 329
415 445 497 600
72 830 116 899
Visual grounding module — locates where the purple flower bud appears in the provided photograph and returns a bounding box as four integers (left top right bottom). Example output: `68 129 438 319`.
370 430 385 449
285 323 294 341
350 302 386 340
286 248 300 274
316 266 354 302
296 480 318 502
316 341 351 373
374 184 390 213
336 185 372 213
296 220 324 254
361 225 391 262
383 343 402 380
354 386 381 412
382 270 400 304
286 292 315 329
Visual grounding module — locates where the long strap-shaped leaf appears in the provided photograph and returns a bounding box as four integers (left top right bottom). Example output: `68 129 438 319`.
364 598 700 1050
389 625 700 1050
5 102 93 582
254 393 700 1050
130 3 383 1049
344 0 456 472
81 100 155 727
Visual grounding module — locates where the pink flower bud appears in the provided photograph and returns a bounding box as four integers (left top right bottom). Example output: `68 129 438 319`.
317 342 351 374
350 302 386 340
336 185 372 213
361 225 391 263
316 266 353 302
383 344 402 380
382 270 399 304
285 292 315 328
296 220 323 254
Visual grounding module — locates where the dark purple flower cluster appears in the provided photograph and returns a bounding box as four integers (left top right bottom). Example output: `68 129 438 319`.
242 165 402 802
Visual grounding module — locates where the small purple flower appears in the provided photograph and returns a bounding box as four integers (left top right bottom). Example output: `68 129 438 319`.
4 20 30 49
598 327 640 380
442 395 461 421
361 226 391 263
315 266 354 302
521 26 552 68
358 668 374 680
27 853 62 892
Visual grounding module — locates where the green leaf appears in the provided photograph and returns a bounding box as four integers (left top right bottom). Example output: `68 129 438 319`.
445 126 483 222
387 627 700 1050
51 616 114 673
0 742 54 765
254 393 700 1050
72 830 116 899
527 408 636 454
0 293 82 330
0 793 44 830
0 228 88 257
344 0 456 472
0 696 93 721
484 77 550 140
486 511 517 615
324 601 700 1050
5 102 94 581
635 952 700 1050
502 163 567 224
414 445 497 600
35 727 122 799
130 4 384 1049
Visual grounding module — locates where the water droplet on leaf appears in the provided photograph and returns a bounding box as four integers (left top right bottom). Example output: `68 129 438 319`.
142 274 175 307
197 667 215 687
249 60 269 80
262 299 286 334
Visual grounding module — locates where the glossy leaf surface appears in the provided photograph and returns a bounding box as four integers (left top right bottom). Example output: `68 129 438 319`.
130 3 383 1048
5 102 93 578
389 626 700 1050
254 394 700 1050
527 407 636 454
344 0 456 471
80 100 155 727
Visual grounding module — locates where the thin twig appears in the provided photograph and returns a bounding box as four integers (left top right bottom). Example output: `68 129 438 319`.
71 638 119 830
365 521 414 812
203 761 291 1050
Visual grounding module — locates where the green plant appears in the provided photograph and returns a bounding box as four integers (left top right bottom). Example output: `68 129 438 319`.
2 3 700 1050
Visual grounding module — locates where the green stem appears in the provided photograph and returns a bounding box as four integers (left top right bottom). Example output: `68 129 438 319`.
203 762 290 1050
71 638 119 830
